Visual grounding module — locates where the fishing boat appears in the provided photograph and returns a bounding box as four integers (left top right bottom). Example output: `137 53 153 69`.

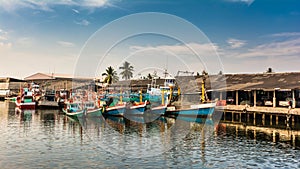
147 94 169 116
165 76 216 117
126 100 148 115
101 95 127 116
166 102 216 117
149 103 168 116
104 103 126 116
83 101 102 117
62 102 85 118
56 89 70 109
38 89 59 109
15 88 36 110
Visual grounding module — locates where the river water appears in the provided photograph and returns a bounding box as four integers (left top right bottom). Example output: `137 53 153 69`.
1 101 300 168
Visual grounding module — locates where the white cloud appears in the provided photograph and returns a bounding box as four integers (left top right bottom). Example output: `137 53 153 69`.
130 42 219 56
57 41 75 47
0 28 10 47
0 0 110 12
0 35 7 41
0 42 12 50
227 38 246 49
270 32 300 37
72 8 79 13
228 38 300 58
225 0 255 6
81 0 108 7
17 37 33 46
74 19 90 26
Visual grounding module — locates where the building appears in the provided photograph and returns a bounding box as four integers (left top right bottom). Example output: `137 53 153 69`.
24 73 95 91
0 77 25 99
198 72 300 108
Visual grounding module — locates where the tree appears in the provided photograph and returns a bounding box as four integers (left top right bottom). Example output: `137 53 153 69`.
202 70 208 76
102 66 119 84
119 61 134 80
147 73 152 80
266 67 273 73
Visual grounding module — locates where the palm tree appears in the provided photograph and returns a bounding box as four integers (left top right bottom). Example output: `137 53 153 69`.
119 61 134 80
102 66 119 84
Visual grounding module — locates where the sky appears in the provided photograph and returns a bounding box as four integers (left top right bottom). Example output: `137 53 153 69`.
0 0 300 79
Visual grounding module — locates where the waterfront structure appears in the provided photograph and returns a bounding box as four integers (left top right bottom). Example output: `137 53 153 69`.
196 72 300 108
0 77 25 99
24 73 75 90
24 72 95 91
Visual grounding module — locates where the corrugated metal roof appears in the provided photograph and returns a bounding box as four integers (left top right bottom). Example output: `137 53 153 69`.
204 72 300 91
24 73 94 80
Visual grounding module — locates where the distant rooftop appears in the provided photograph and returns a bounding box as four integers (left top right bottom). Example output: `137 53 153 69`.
203 72 300 91
24 72 94 81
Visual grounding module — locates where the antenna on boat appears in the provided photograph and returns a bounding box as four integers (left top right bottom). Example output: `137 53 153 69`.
163 69 168 78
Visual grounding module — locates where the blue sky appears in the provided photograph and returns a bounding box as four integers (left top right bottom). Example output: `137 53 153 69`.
0 0 299 79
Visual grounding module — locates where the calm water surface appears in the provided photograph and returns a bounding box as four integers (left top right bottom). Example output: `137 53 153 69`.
1 101 300 168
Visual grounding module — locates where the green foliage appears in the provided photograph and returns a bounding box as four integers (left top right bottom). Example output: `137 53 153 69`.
102 66 119 84
119 61 134 80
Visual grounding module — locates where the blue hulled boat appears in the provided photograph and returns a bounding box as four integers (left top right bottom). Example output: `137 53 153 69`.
104 103 126 116
166 102 216 117
126 101 148 115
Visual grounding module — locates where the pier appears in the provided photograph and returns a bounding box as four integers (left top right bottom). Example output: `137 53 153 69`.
216 105 300 131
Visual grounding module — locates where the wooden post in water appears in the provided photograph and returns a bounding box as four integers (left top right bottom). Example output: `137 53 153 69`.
236 90 239 105
273 130 276 142
270 115 273 126
169 86 173 103
292 90 296 108
253 90 257 107
292 134 296 147
247 113 250 123
273 90 276 108
253 113 256 125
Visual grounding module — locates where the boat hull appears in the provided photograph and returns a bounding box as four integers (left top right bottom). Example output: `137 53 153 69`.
63 108 85 118
38 100 59 109
16 102 36 110
104 105 126 116
127 106 146 115
126 101 147 115
149 105 167 116
166 103 215 117
87 108 102 117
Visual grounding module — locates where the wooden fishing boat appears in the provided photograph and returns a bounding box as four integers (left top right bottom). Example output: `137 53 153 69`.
103 103 126 116
149 104 167 116
37 90 58 109
84 101 102 117
166 102 216 117
126 101 148 115
62 102 85 118
15 88 36 110
63 101 102 118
